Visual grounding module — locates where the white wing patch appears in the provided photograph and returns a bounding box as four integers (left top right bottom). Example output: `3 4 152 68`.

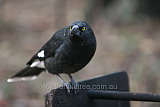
30 61 39 67
7 76 37 82
37 50 45 58
30 61 45 68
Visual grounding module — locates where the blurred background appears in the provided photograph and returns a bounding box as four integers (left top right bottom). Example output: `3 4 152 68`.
0 0 160 107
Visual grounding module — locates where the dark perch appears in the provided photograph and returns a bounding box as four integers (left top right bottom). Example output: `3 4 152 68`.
45 71 160 107
45 71 130 107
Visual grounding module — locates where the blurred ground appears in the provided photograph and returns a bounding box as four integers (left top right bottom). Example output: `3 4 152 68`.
0 0 160 107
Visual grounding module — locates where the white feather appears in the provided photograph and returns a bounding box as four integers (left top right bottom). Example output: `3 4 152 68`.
30 61 39 67
37 50 45 57
7 76 37 82
30 61 45 68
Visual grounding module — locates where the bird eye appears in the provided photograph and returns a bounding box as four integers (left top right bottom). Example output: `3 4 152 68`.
69 26 73 30
81 27 86 31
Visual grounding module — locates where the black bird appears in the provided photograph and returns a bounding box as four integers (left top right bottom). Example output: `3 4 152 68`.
7 21 96 91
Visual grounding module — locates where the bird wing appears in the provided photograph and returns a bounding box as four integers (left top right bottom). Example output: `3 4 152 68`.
27 28 66 65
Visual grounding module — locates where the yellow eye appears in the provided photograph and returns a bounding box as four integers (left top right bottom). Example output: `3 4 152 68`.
69 26 73 30
82 27 86 31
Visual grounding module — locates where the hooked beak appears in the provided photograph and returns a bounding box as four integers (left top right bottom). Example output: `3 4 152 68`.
70 25 83 43
70 25 81 36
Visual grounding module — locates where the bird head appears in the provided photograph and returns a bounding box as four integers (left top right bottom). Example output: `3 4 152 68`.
68 21 96 45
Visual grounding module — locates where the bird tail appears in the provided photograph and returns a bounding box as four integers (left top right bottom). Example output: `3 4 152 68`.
7 66 45 82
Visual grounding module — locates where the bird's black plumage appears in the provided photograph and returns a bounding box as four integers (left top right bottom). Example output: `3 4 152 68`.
7 21 96 84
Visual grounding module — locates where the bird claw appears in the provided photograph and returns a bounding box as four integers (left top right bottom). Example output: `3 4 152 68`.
63 82 71 93
63 81 79 94
70 80 78 87
70 80 79 94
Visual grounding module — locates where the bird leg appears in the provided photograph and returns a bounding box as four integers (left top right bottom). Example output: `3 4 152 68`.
56 74 70 93
68 74 78 90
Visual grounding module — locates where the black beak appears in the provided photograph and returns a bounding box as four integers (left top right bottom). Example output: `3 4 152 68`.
70 25 83 43
71 25 81 36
